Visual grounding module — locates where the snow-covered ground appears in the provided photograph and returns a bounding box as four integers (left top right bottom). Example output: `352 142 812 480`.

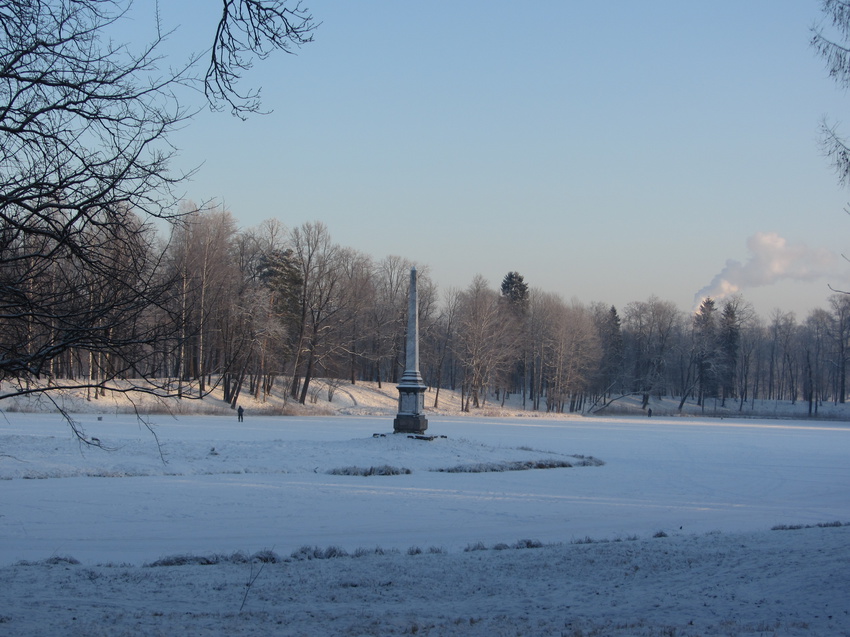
1 383 849 635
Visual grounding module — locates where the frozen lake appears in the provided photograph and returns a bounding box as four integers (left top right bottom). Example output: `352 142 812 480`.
2 412 848 566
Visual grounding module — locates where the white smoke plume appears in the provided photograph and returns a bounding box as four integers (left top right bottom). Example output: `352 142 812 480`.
693 232 843 309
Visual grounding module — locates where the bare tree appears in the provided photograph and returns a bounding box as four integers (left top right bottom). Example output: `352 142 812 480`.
736 310 764 411
287 222 342 404
543 298 599 414
336 249 374 385
1 0 316 417
623 296 682 409
803 307 832 414
454 276 518 411
369 256 416 385
430 287 461 408
828 293 850 402
527 289 559 411
165 206 239 397
1 1 186 400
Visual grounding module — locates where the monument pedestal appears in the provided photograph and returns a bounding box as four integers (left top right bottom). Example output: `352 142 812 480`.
393 413 429 434
393 384 428 434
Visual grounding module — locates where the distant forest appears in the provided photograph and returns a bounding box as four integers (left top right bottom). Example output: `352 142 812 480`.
5 2 850 418
4 207 850 416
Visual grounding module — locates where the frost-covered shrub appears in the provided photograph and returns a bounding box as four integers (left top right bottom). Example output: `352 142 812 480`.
225 551 250 564
434 456 603 474
817 520 846 528
145 554 220 567
322 546 348 559
290 545 348 560
772 520 847 531
17 555 81 567
513 539 544 549
464 541 488 552
290 545 324 561
327 465 412 476
352 546 398 557
251 549 282 563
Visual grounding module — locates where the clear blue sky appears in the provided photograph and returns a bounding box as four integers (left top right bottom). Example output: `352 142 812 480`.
152 1 850 318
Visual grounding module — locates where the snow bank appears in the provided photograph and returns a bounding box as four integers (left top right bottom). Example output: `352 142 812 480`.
2 526 847 636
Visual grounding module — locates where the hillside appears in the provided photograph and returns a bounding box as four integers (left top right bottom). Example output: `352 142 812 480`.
3 377 849 422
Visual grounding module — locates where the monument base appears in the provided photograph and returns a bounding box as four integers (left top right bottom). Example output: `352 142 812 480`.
393 414 428 435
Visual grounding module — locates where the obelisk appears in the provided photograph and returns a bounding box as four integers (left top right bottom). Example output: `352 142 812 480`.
393 267 428 434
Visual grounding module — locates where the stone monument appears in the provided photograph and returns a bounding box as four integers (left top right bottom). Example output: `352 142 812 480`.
393 267 428 434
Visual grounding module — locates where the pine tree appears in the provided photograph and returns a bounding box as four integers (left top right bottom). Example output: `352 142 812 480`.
597 305 624 397
499 271 530 400
258 249 303 330
500 272 529 312
718 301 740 406
694 298 718 405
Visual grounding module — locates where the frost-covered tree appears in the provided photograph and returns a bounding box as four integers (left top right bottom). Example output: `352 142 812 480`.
812 0 850 184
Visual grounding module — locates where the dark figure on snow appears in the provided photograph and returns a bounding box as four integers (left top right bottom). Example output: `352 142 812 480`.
237 406 244 422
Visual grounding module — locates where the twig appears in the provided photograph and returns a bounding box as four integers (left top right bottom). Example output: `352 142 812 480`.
45 394 112 450
128 398 167 465
240 559 267 612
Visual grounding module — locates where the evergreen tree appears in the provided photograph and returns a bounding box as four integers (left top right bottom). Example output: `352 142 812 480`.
718 301 740 405
500 271 530 312
499 271 530 399
258 248 303 360
694 298 718 405
595 305 624 397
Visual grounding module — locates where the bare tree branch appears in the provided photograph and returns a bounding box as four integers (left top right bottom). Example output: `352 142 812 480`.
206 0 316 117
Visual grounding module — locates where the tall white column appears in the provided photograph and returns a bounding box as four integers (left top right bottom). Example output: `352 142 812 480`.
393 267 428 433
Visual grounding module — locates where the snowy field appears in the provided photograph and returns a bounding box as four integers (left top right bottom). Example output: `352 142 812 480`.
1 388 849 635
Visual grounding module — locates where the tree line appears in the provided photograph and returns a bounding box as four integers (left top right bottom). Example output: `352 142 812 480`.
5 1 850 418
5 206 850 416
